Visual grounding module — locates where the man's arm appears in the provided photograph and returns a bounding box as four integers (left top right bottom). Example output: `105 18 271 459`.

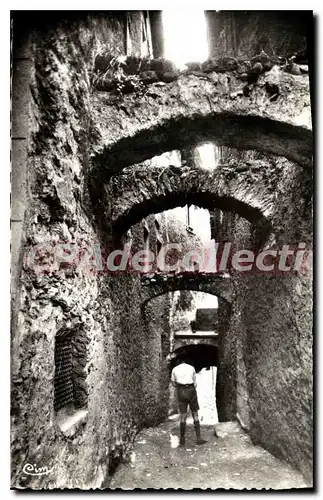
171 368 177 387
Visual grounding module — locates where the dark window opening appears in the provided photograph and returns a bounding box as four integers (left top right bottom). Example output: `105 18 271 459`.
54 331 73 412
54 329 88 415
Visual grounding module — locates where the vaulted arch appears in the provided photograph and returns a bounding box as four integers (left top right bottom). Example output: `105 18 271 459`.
173 336 219 351
106 162 276 237
141 274 233 307
90 68 312 189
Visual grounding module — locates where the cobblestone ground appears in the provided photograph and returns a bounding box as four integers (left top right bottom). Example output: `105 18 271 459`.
109 421 310 490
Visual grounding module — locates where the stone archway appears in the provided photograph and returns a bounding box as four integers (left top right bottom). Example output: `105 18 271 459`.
173 335 219 352
90 66 312 189
107 161 279 236
141 274 233 308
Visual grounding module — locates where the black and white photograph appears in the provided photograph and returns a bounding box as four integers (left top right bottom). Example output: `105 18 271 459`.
10 8 314 491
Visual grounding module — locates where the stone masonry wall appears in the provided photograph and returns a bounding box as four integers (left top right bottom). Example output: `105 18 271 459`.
217 159 312 482
205 14 313 481
205 10 310 61
11 12 171 489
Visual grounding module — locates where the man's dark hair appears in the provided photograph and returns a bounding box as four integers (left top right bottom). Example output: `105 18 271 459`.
177 352 190 365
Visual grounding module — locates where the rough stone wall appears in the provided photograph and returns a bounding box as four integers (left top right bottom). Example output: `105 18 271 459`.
205 11 310 60
215 297 235 421
142 295 171 424
11 13 172 489
215 215 253 425
204 16 313 478
245 163 312 482
244 269 312 482
137 213 173 426
216 159 312 482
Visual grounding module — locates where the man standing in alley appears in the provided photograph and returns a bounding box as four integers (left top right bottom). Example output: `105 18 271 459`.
171 353 207 447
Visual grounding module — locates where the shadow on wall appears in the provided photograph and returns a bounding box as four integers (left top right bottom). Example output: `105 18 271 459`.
169 344 218 373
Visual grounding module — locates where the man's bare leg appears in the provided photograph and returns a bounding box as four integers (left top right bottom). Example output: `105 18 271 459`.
192 411 207 445
179 412 187 446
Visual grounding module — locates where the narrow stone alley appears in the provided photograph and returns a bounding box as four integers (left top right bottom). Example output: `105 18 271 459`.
11 9 313 491
110 420 308 490
110 365 309 489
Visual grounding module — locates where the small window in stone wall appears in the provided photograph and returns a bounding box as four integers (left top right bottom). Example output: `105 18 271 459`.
54 329 88 415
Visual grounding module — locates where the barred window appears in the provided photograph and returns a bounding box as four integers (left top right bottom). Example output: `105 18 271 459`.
54 329 88 414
